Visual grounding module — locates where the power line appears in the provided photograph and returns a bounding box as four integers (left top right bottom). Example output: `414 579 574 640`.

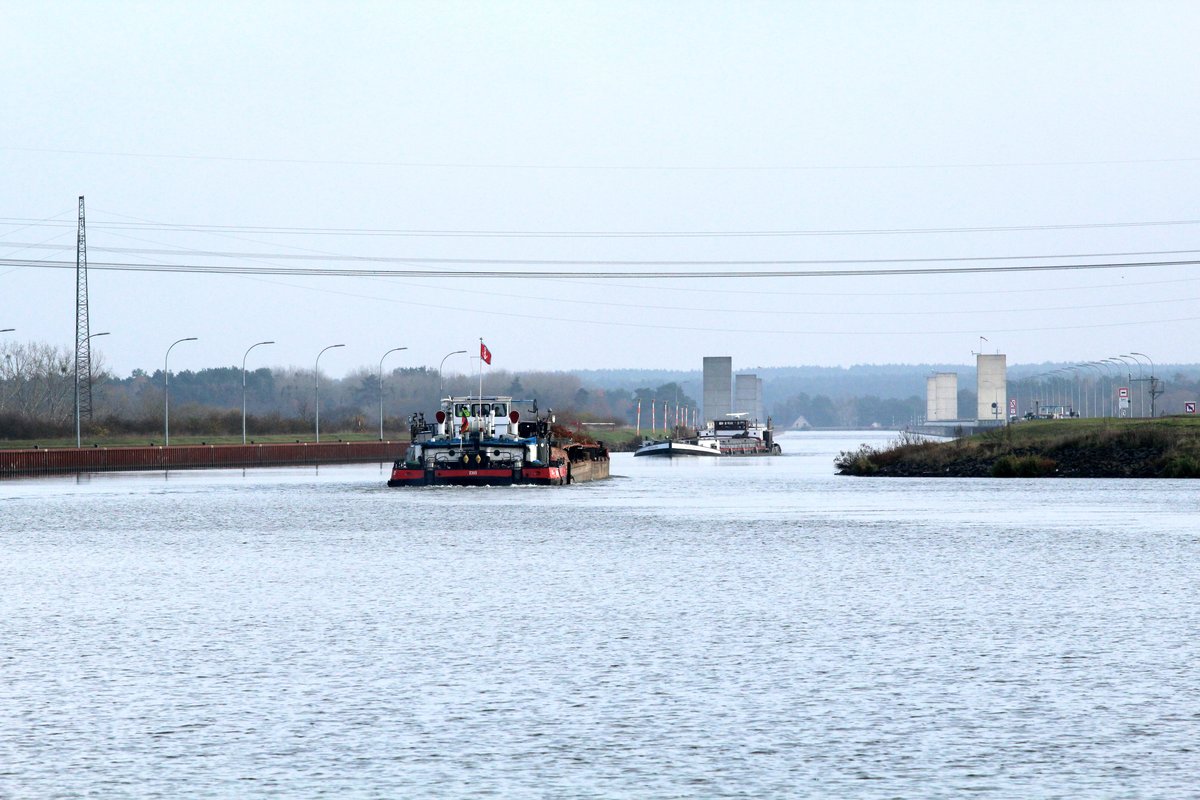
4 256 1199 279
203 270 1200 337
5 144 1199 171
3 216 1200 238
50 210 1200 300
334 270 1200 318
8 242 1200 267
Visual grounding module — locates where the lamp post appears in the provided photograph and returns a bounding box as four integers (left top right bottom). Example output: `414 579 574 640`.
1068 367 1082 417
75 331 109 446
1113 355 1138 418
1078 363 1104 418
378 346 407 440
1131 352 1157 417
438 349 467 398
1101 358 1126 417
1099 359 1113 417
1047 368 1068 416
1064 367 1079 417
315 344 345 443
242 341 275 444
1055 368 1073 416
165 337 198 446
1073 365 1090 417
1123 353 1147 418
1094 359 1113 417
1050 369 1063 416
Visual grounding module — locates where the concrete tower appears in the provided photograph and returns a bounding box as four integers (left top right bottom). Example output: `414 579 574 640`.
702 356 733 423
926 372 958 421
976 354 1007 423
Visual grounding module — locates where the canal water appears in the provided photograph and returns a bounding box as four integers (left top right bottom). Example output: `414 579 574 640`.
2 431 1197 798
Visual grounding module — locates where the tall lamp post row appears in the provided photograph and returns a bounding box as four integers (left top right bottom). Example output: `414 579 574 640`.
12 333 478 446
1024 353 1158 419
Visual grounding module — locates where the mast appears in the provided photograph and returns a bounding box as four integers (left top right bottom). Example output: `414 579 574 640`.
75 196 93 421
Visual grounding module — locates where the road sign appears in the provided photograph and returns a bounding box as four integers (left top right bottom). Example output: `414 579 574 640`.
1118 386 1129 399
1186 402 1197 414
1009 398 1017 416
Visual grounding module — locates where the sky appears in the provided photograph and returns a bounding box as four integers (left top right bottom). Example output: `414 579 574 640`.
2 1 1199 379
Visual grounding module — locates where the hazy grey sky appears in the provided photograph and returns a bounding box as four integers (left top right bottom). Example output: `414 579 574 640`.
3 1 1198 378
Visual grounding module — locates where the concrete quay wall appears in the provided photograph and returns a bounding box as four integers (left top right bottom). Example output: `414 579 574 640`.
1 441 409 477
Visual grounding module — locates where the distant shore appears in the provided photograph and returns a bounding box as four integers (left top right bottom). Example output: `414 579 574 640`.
835 418 1200 478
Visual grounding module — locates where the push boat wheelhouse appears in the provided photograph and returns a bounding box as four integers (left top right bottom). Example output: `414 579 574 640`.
387 395 609 486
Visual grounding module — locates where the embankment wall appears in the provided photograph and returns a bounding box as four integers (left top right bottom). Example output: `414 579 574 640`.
0 441 409 477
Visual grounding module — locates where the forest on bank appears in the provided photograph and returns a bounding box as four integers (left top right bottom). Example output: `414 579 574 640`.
3 340 1198 439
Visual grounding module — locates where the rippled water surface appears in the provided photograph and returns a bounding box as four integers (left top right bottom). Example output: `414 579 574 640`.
3 431 1198 798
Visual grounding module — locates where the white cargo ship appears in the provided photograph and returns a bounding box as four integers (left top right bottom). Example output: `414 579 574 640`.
634 416 781 458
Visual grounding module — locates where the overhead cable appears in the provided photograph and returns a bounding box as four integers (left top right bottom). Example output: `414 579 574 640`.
6 242 1200 266
4 256 1199 280
2 217 1200 238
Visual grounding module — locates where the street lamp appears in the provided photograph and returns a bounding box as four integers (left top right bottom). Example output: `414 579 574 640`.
1112 355 1140 418
438 349 467 398
1054 369 1069 415
165 337 198 446
1095 359 1114 417
242 341 275 444
1101 358 1127 417
378 346 407 440
1077 363 1104 418
1045 369 1060 415
1123 353 1147 418
1131 352 1157 417
315 344 345 443
75 331 110 446
1067 367 1082 417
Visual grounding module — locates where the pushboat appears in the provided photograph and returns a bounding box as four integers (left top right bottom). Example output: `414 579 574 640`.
387 395 610 486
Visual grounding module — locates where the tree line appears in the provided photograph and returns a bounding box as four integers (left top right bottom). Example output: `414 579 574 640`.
8 340 1194 439
0 341 699 439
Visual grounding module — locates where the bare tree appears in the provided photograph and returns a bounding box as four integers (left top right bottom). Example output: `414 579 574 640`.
0 341 74 423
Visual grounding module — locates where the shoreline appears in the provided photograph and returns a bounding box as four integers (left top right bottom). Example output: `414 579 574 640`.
836 418 1200 478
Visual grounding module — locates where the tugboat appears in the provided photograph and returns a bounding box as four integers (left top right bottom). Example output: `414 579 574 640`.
634 414 781 458
387 395 610 486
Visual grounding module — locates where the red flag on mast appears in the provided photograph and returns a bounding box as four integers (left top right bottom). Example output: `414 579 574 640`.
480 341 492 365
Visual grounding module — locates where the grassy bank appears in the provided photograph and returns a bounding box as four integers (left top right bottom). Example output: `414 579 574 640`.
836 417 1200 478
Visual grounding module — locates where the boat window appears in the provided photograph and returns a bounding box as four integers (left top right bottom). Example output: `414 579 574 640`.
455 404 470 417
492 403 507 416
